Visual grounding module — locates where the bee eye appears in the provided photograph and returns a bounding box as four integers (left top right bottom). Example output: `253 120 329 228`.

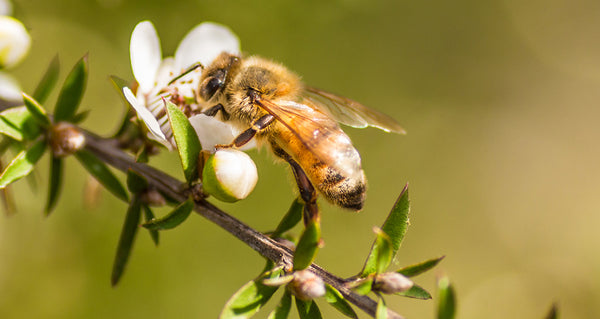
200 73 225 100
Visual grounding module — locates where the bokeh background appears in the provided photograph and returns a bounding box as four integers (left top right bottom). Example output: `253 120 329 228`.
2 0 599 318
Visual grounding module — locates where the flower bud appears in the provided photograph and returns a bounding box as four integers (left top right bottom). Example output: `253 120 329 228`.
49 122 85 157
288 269 325 301
0 16 31 69
374 272 413 294
201 148 257 202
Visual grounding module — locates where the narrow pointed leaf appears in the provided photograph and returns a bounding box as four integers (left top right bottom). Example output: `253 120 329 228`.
437 276 456 319
545 303 558 319
350 277 373 295
142 205 159 246
267 290 292 319
376 298 387 319
142 197 193 230
22 93 50 127
293 219 321 270
296 299 323 319
0 140 46 188
219 268 282 319
397 256 445 278
111 195 142 286
262 274 294 287
75 149 128 202
325 285 358 318
396 284 432 299
362 228 393 276
165 100 202 182
109 75 132 104
54 55 88 122
45 156 63 215
381 184 409 257
71 110 90 124
362 184 409 276
33 55 60 104
272 197 303 238
0 106 42 141
126 168 148 193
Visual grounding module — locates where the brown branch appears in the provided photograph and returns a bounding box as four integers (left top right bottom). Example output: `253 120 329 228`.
83 131 404 319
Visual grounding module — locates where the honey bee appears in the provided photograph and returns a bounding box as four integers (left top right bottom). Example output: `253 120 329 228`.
196 52 404 216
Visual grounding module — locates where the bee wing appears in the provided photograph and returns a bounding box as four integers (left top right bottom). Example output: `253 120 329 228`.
254 98 362 177
303 86 406 134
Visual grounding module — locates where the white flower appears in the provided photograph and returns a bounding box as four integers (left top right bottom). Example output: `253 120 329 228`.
124 20 255 151
0 16 30 69
0 0 12 16
202 148 258 202
0 70 21 104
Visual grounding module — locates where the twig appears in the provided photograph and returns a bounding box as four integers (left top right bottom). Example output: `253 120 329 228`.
83 131 404 319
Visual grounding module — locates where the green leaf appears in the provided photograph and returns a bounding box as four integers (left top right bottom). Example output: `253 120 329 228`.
272 197 303 238
350 277 373 295
44 156 63 216
54 55 88 122
396 284 432 300
109 75 131 102
126 168 148 193
397 256 445 277
142 205 159 246
376 298 387 319
267 290 292 319
296 299 323 319
325 285 358 319
437 276 456 319
111 195 142 286
293 219 321 270
545 303 558 319
0 140 46 188
22 93 50 127
381 184 410 258
219 268 282 319
165 100 201 182
362 228 393 276
75 150 128 202
142 197 193 230
71 110 90 124
32 55 60 104
362 184 410 276
0 106 42 141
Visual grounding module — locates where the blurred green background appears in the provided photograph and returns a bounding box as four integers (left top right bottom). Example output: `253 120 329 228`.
2 0 600 318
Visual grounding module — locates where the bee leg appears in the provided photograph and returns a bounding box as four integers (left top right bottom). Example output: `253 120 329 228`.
270 143 320 224
217 114 274 148
202 103 230 121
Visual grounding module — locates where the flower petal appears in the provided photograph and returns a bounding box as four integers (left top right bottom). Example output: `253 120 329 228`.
188 114 236 151
174 22 240 70
123 87 169 144
130 21 162 93
153 57 175 91
0 71 22 103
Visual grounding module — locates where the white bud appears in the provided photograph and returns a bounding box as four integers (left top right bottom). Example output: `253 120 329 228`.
374 272 413 294
0 16 31 69
0 0 13 16
202 148 258 202
288 269 326 301
49 122 85 157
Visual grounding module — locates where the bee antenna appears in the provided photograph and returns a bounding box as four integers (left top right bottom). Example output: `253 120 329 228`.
168 62 204 85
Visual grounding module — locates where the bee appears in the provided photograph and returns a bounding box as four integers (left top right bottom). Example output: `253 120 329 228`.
196 52 405 216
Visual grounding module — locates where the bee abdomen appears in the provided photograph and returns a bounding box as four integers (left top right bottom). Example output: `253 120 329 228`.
317 167 366 211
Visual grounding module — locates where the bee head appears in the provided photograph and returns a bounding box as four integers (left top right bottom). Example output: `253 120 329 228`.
198 52 241 101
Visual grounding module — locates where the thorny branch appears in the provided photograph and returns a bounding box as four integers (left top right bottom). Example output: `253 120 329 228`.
82 131 405 319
